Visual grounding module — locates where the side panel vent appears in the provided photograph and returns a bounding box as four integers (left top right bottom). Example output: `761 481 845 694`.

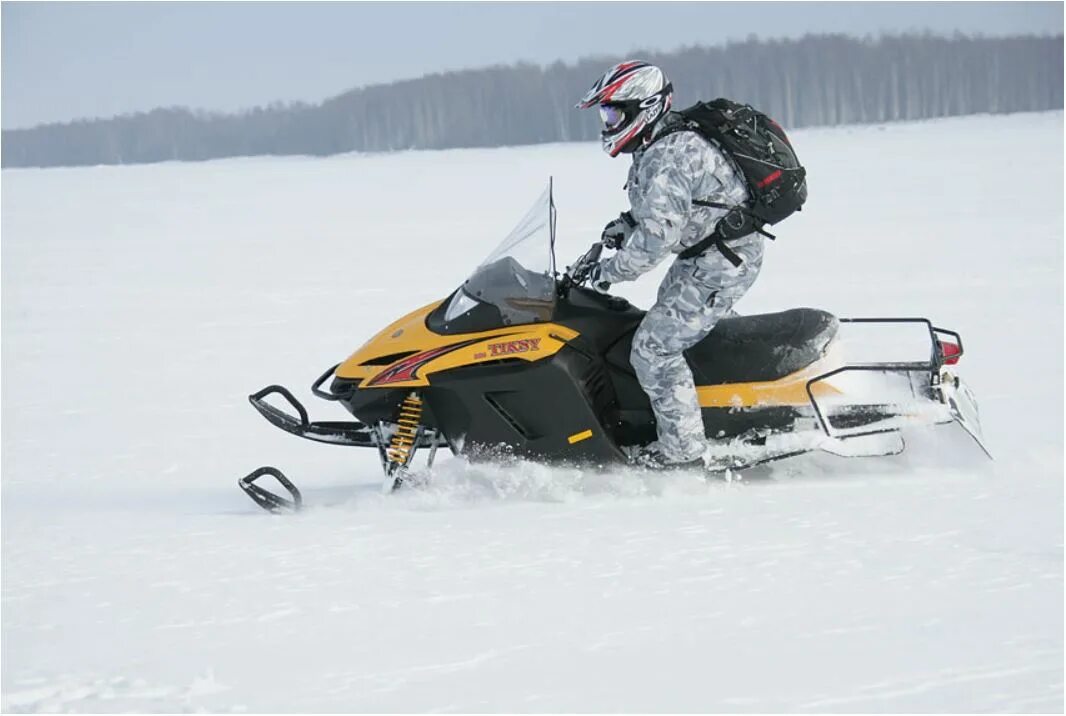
484 391 540 440
583 360 617 415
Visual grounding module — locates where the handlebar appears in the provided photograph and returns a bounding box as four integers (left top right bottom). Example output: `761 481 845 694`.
560 241 604 294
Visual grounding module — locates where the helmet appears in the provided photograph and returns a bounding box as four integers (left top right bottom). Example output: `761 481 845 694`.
576 61 673 157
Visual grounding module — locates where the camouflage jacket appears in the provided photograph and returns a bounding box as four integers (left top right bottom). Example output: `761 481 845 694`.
599 112 751 284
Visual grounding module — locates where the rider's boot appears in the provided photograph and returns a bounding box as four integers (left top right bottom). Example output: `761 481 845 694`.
633 442 707 471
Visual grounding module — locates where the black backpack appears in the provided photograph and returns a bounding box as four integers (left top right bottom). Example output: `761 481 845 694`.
655 98 808 266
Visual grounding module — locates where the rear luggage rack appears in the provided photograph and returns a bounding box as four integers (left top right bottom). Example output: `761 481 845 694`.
803 317 989 458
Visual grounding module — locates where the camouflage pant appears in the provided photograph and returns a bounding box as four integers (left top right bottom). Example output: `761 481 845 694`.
631 234 765 463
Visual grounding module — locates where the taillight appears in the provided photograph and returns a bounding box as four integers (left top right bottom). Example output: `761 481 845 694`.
939 340 961 365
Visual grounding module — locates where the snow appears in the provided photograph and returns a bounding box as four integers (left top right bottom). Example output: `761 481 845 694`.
2 111 1063 712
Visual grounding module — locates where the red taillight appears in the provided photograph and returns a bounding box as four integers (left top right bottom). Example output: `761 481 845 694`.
939 340 961 365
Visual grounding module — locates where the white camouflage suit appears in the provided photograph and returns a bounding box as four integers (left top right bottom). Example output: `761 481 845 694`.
599 114 765 463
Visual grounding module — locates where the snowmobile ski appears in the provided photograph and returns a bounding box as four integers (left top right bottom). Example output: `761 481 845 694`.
239 466 302 513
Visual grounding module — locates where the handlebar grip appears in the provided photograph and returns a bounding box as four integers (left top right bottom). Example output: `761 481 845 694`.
562 241 607 291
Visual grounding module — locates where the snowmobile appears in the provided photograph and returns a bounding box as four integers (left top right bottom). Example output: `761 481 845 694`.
240 183 990 512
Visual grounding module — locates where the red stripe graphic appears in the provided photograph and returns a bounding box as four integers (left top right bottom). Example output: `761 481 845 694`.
609 120 646 157
366 339 482 386
598 63 646 103
757 169 782 188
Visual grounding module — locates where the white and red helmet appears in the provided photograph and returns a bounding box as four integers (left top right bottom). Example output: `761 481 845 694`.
576 61 673 157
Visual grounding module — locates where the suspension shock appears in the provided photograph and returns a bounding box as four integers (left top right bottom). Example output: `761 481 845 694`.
386 392 424 469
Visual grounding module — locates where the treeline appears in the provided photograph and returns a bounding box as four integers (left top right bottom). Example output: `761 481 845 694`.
2 33 1062 168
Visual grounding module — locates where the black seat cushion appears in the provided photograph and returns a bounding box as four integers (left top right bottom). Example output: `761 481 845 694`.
686 308 839 385
605 307 838 386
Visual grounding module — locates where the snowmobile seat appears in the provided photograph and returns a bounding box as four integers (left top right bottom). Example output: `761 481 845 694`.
605 308 837 386
686 308 838 385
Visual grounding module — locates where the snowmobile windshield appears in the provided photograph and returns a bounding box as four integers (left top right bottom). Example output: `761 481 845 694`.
433 184 557 332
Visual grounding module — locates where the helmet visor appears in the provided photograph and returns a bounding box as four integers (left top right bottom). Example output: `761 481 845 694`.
598 104 626 131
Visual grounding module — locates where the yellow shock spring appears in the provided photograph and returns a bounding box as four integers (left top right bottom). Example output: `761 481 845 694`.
386 393 424 467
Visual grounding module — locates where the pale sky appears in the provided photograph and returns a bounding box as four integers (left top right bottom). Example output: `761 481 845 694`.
2 1 1062 129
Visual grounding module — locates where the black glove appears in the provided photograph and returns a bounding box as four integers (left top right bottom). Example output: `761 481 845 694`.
589 263 612 294
601 211 637 249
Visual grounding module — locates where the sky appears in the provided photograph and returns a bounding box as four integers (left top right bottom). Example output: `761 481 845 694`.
2 1 1063 129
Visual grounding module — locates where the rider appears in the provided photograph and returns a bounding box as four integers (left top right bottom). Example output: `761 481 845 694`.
576 60 765 469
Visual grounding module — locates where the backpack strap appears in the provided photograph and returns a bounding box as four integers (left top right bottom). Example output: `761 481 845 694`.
685 199 741 266
651 118 776 267
679 232 743 267
692 199 732 211
681 200 776 267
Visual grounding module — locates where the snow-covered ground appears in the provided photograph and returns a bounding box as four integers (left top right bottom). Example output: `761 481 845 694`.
2 112 1062 712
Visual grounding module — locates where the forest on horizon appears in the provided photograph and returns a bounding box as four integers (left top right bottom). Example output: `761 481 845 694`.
2 32 1062 168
